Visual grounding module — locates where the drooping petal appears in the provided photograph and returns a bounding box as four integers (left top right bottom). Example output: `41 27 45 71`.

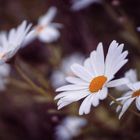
79 94 93 115
119 98 134 119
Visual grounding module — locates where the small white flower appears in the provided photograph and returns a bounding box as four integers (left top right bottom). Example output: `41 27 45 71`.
0 21 32 64
111 69 140 119
55 40 129 115
0 64 10 90
24 7 62 45
55 116 87 140
51 53 84 88
116 69 137 91
71 0 101 11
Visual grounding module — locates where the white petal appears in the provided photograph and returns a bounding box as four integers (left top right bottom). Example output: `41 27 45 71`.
106 78 129 88
38 27 60 43
71 63 92 82
79 94 93 115
92 93 100 107
65 76 89 86
84 58 94 76
99 87 108 100
56 84 88 92
38 7 57 25
119 98 134 119
132 82 140 91
136 97 140 111
125 69 137 83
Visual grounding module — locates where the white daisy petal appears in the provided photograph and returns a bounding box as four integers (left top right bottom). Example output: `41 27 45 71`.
119 98 134 119
56 84 88 92
65 76 89 86
136 97 140 111
92 93 100 106
125 69 137 83
71 63 92 82
99 87 108 100
79 94 93 115
38 7 57 25
106 78 129 88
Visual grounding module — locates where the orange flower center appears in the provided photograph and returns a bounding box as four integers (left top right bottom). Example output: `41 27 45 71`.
89 75 107 93
132 90 140 97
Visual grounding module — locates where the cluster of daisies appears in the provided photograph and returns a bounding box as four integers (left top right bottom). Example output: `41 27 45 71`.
55 40 140 119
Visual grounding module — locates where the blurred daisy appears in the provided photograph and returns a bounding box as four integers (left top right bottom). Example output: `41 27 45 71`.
24 7 62 46
0 21 32 64
111 69 140 119
55 40 129 115
0 64 10 90
71 0 101 11
51 53 84 88
55 116 87 140
116 69 137 91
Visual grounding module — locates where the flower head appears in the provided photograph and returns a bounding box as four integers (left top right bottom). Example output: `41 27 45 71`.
71 0 101 11
0 21 32 64
111 70 140 119
55 40 129 115
55 116 86 140
24 7 62 45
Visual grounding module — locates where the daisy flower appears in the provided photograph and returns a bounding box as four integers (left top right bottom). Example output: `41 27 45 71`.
0 64 10 90
55 116 87 140
23 6 62 46
55 40 129 115
0 21 32 64
51 53 84 88
111 70 140 119
71 0 101 11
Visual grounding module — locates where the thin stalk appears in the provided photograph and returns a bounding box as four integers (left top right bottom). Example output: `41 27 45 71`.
14 63 52 99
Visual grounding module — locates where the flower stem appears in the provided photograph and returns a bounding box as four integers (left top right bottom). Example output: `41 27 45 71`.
14 63 51 99
108 94 140 118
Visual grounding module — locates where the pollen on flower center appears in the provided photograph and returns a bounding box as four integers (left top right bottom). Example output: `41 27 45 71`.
132 90 140 97
89 75 107 93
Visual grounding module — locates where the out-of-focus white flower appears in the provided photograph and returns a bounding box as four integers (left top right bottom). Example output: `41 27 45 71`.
0 21 32 64
55 40 129 115
23 7 62 46
51 53 85 88
116 69 137 91
111 82 140 119
0 64 10 90
55 116 87 140
71 0 101 11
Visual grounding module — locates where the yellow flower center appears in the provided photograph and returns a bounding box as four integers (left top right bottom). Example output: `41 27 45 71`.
89 75 107 93
132 90 140 97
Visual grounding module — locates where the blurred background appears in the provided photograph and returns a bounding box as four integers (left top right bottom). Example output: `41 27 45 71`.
0 0 140 139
